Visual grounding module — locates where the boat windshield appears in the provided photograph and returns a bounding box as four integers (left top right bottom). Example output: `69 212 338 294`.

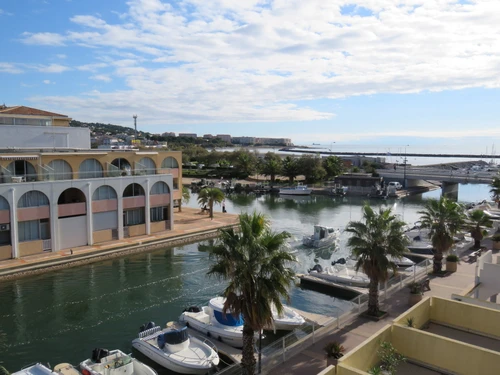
213 310 244 326
158 327 189 348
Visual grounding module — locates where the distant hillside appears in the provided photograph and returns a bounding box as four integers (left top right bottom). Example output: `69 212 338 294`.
70 120 142 136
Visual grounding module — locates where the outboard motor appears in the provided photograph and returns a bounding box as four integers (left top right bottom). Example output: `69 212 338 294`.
183 306 201 313
139 321 156 332
91 348 110 363
308 264 323 273
331 258 346 266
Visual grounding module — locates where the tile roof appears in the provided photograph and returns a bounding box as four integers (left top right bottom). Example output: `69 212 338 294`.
0 105 68 117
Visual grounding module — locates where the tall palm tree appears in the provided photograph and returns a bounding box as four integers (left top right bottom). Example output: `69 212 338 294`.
345 204 409 316
467 209 493 249
490 177 500 208
197 187 224 220
178 185 190 212
418 197 465 273
207 212 296 375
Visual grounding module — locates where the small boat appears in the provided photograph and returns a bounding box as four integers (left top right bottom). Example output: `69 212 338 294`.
279 184 312 196
80 349 156 375
268 305 306 331
132 321 219 374
331 186 348 196
11 364 60 375
303 225 339 248
386 255 414 267
308 264 370 287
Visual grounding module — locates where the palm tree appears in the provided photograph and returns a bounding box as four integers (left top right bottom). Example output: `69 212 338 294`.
197 188 224 220
418 197 465 273
345 204 409 316
178 185 191 212
207 212 296 375
467 209 493 249
490 177 500 208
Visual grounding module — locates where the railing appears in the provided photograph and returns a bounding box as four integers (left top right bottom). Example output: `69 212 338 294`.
42 239 52 251
217 258 433 375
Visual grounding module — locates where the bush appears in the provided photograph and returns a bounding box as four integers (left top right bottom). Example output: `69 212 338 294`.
406 317 415 328
323 341 345 359
446 254 459 262
378 341 406 375
492 233 500 242
408 282 423 295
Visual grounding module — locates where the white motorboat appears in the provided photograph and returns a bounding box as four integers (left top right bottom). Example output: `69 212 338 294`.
132 321 219 375
405 227 434 254
302 225 340 248
268 305 306 331
11 364 60 375
308 264 370 287
386 255 415 267
279 185 312 196
80 349 156 375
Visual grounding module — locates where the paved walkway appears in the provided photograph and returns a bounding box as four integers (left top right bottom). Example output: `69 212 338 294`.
0 207 238 276
272 240 489 375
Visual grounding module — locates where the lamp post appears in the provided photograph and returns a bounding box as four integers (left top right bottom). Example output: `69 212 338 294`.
403 145 409 188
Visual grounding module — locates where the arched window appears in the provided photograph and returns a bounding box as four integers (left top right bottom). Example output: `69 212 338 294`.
123 183 145 197
57 188 86 205
151 181 170 195
0 196 9 210
47 159 73 180
7 160 36 181
18 191 49 208
92 185 117 201
161 157 179 169
137 157 156 175
79 159 104 179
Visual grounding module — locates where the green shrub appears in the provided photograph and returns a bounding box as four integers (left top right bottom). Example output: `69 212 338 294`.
446 254 459 262
323 341 345 359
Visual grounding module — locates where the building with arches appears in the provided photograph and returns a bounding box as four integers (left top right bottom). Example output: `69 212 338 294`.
0 106 182 261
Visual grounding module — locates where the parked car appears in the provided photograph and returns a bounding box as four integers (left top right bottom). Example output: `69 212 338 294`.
388 181 402 190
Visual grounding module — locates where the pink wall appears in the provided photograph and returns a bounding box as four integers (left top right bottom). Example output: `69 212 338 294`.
150 194 170 207
123 196 146 209
58 202 86 217
0 210 9 224
18 206 50 221
92 199 118 213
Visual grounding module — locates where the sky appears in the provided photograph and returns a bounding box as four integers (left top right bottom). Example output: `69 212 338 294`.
2 0 500 151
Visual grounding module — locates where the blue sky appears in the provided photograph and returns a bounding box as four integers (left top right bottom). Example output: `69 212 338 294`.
2 0 500 151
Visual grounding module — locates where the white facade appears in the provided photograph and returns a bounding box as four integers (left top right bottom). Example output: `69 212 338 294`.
0 125 91 149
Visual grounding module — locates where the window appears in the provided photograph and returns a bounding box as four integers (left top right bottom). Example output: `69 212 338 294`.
123 183 144 197
137 157 156 175
0 231 10 245
47 159 72 180
0 196 9 210
18 220 40 242
151 181 170 195
161 157 179 169
92 185 117 201
124 208 145 226
150 206 169 222
18 191 49 208
79 159 104 179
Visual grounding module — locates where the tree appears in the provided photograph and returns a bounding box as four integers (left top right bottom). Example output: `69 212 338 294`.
260 152 283 184
466 209 493 249
206 212 296 375
323 156 345 179
298 154 326 182
197 188 224 220
490 177 500 208
231 150 258 178
178 185 190 212
345 204 409 316
282 156 300 183
418 197 465 273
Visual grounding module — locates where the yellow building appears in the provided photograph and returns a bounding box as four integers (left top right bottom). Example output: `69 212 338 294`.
0 106 182 261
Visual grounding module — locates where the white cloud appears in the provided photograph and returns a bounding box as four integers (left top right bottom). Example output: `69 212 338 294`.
77 63 108 72
37 64 70 73
0 8 13 16
0 63 23 74
90 74 112 82
56 54 67 59
19 0 500 125
43 80 52 84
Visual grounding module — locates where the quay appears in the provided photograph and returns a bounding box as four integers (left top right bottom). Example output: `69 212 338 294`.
0 207 238 280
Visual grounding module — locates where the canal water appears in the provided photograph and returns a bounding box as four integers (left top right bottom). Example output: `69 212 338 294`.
0 183 491 372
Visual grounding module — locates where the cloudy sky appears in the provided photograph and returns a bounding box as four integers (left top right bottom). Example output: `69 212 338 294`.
2 0 500 150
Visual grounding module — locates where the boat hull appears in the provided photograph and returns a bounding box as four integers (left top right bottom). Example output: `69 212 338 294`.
279 190 312 196
309 270 370 287
179 313 244 348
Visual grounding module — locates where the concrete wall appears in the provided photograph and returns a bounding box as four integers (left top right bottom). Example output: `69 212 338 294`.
0 125 90 149
93 229 113 244
151 221 167 233
19 240 43 256
336 365 367 375
59 216 87 249
451 294 500 311
393 296 431 329
128 224 146 237
0 245 12 260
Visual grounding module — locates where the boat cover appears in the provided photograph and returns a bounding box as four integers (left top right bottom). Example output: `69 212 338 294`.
158 327 189 348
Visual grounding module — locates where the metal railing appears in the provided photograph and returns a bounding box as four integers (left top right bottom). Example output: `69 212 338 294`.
217 258 433 374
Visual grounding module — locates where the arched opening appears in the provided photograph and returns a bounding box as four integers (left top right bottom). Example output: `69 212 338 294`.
92 185 118 243
123 183 145 236
46 159 73 181
0 196 11 255
161 157 179 190
58 188 86 206
58 188 88 250
123 183 145 197
150 182 171 232
161 157 179 169
79 159 104 179
136 157 156 175
7 160 37 182
17 191 51 253
109 158 132 177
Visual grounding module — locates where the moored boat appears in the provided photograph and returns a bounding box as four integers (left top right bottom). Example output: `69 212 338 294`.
268 305 306 331
80 349 156 375
11 364 59 375
279 185 312 196
308 264 370 287
302 225 339 248
131 321 219 375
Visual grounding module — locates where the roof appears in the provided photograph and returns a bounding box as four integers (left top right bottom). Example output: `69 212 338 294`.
0 105 68 117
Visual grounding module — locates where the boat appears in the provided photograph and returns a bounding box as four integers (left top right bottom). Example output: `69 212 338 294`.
331 186 348 196
302 225 340 248
279 185 312 196
386 255 415 267
131 321 219 375
80 349 157 375
308 264 370 287
268 305 306 331
11 364 59 375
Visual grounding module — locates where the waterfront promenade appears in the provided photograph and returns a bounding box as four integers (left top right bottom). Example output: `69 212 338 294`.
270 242 484 375
0 207 239 279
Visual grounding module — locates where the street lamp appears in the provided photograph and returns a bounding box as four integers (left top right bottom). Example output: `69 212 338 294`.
403 145 409 188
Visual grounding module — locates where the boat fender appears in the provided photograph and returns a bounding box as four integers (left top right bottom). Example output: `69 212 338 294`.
82 370 91 375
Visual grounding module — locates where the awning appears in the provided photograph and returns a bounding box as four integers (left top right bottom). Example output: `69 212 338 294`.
0 155 39 161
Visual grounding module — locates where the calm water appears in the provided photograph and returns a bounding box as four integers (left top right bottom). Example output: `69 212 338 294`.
0 183 491 372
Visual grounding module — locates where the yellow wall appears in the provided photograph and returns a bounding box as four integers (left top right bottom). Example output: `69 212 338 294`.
128 224 146 237
93 229 113 243
336 365 368 375
53 118 70 127
431 297 500 338
392 324 500 375
338 325 392 372
19 240 43 256
0 245 12 260
393 297 431 329
317 365 336 375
